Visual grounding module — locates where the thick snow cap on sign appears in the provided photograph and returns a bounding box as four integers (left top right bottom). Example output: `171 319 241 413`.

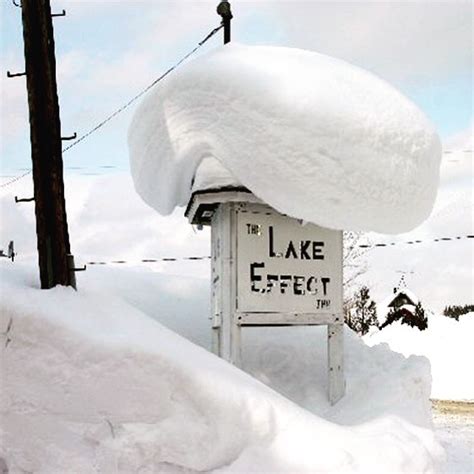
128 43 441 233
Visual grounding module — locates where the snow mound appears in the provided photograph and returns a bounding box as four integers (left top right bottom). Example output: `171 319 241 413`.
0 264 444 473
129 43 441 233
365 314 474 401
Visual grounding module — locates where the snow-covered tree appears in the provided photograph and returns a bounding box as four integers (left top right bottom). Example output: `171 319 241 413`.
342 232 374 333
345 285 378 335
343 231 370 293
380 301 428 331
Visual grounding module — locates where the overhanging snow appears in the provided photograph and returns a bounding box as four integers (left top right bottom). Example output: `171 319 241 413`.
128 43 441 233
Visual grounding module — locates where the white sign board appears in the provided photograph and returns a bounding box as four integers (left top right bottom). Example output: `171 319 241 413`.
191 196 345 403
236 204 343 315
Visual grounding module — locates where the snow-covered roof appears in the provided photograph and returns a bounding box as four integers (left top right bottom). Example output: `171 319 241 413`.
390 288 419 307
378 288 420 325
380 288 419 310
398 304 416 313
128 43 441 233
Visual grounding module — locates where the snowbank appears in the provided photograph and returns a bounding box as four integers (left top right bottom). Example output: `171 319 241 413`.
0 263 444 473
365 315 474 401
129 43 441 233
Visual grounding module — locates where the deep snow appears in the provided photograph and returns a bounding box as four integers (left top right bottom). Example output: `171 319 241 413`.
129 43 441 233
365 315 474 402
1 263 443 473
0 140 470 471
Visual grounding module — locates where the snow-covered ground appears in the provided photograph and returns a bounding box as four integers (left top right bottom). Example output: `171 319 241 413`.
0 170 472 472
432 401 474 474
1 262 443 472
365 315 474 402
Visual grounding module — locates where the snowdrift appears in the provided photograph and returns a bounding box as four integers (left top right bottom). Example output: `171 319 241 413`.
129 43 441 233
365 315 474 401
0 264 444 473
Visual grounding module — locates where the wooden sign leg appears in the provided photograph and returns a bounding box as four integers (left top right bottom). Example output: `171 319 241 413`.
328 322 345 404
230 321 242 367
211 320 221 357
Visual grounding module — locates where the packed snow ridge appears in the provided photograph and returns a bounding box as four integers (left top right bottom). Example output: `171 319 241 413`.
129 43 441 233
1 264 444 472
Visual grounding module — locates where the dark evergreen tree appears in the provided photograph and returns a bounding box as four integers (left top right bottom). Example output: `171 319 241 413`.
380 308 399 330
345 286 378 335
380 301 428 331
443 304 474 320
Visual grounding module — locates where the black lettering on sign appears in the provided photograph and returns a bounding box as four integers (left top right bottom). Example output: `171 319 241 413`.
312 242 325 260
307 276 318 295
280 275 292 294
293 276 305 295
268 226 327 260
267 274 278 293
300 240 311 259
248 262 333 300
268 226 276 257
250 262 264 292
247 223 261 235
285 241 298 259
321 277 330 296
316 299 331 309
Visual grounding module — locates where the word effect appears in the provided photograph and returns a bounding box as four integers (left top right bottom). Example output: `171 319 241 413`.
250 261 331 300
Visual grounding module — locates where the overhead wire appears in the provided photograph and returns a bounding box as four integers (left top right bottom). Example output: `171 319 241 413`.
61 24 223 154
77 234 474 267
1 23 223 189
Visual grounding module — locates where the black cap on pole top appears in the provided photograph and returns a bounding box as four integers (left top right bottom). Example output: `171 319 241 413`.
217 1 233 20
217 1 232 44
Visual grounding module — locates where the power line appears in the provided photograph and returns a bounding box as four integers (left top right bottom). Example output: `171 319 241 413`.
3 234 471 269
1 23 223 190
0 170 32 189
443 149 472 154
357 234 473 249
61 24 223 154
3 1 472 190
87 256 212 266
75 234 473 267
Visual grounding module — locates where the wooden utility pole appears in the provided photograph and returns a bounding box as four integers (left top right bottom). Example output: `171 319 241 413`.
20 0 74 289
217 1 232 44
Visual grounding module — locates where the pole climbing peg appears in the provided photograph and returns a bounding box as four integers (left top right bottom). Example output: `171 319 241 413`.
7 71 26 78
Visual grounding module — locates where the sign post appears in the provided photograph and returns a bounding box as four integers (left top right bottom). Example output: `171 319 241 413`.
187 193 345 404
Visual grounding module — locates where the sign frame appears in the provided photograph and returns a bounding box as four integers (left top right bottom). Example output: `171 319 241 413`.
206 199 345 404
234 203 343 318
